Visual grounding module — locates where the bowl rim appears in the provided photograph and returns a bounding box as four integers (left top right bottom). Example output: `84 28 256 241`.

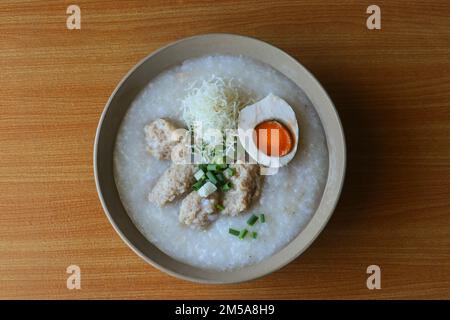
94 33 346 284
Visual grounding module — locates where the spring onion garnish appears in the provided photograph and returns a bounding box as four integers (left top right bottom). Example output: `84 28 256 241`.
259 214 266 223
221 182 232 191
197 181 217 197
206 171 218 184
216 204 224 211
192 179 205 191
251 231 258 239
207 164 218 171
194 161 235 195
229 228 240 236
247 214 258 226
216 172 225 183
223 167 235 179
194 169 205 181
238 229 248 240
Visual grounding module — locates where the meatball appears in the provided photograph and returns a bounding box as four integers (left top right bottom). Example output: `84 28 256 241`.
148 164 195 206
144 118 187 160
179 191 219 229
221 164 262 216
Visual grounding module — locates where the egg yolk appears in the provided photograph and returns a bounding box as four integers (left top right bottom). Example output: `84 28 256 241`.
255 120 293 157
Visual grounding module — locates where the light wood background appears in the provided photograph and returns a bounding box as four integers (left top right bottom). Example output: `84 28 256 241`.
1 0 449 299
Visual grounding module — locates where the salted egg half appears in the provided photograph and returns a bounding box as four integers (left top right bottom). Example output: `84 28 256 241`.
238 94 299 168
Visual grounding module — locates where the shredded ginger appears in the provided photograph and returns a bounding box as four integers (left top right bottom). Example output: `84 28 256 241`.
181 76 250 162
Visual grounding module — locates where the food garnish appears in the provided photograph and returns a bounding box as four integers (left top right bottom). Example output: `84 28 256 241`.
229 213 265 240
238 229 248 240
197 181 217 197
246 214 258 226
181 75 251 163
194 169 205 181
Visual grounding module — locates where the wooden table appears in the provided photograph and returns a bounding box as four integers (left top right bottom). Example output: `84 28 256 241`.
1 0 449 299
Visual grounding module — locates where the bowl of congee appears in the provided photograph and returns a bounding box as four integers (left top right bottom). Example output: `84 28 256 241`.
94 34 346 283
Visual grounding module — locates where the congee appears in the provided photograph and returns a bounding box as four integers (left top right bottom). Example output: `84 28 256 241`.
114 55 328 270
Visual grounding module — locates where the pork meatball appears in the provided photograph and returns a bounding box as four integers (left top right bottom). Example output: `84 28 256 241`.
179 191 219 228
221 164 262 216
144 118 187 160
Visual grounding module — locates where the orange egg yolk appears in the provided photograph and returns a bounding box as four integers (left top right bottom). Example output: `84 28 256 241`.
255 120 293 157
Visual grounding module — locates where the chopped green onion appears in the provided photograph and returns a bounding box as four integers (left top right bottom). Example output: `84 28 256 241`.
239 229 248 240
251 231 258 239
216 204 224 211
216 172 225 183
223 167 235 178
229 228 240 236
199 164 208 172
221 182 232 191
194 169 205 181
259 214 266 223
207 164 218 171
246 214 258 226
206 171 218 184
217 163 228 170
197 181 217 197
192 179 205 191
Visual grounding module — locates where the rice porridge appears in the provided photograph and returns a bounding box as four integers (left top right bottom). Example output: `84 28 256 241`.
113 55 328 271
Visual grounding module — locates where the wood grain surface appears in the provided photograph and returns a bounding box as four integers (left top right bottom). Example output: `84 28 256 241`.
1 0 449 299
